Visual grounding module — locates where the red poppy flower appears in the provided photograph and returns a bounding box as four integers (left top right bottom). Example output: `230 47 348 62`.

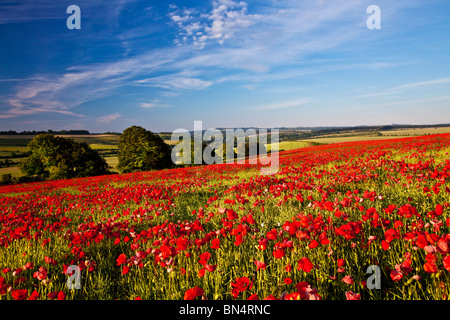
184 287 204 300
345 291 361 300
205 264 217 272
273 248 285 259
342 275 354 285
198 252 211 265
211 238 220 249
57 291 66 300
234 234 244 246
116 254 127 266
308 240 318 249
44 256 57 265
231 277 252 293
416 234 428 248
285 292 301 300
390 270 403 281
258 238 268 250
47 291 58 300
122 266 130 275
11 289 28 300
28 290 39 300
297 257 313 273
254 260 267 271
437 238 449 254
266 229 278 240
443 255 450 272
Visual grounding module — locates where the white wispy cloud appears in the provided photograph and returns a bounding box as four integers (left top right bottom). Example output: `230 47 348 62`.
1 47 184 118
395 77 450 90
97 113 121 123
251 98 312 111
354 77 450 99
136 75 213 91
367 95 450 108
139 101 172 109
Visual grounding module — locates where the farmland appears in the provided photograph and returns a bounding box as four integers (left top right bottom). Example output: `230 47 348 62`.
0 133 449 300
3 126 450 180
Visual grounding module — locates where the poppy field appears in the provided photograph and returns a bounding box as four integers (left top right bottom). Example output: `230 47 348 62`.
0 134 450 300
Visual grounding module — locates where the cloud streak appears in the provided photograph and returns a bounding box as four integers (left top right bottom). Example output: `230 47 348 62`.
251 98 312 111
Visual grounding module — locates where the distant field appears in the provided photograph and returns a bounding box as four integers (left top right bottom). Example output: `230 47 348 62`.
89 144 119 150
0 166 21 177
2 128 450 179
105 156 119 173
380 127 450 136
56 134 121 145
0 146 28 157
300 127 450 145
266 140 316 152
301 135 403 145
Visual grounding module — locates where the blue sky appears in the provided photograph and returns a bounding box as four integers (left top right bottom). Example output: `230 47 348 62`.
0 0 449 133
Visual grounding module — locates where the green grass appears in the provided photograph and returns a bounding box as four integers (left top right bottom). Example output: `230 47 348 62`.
266 141 316 152
105 156 120 173
89 144 119 150
0 166 22 177
380 127 450 136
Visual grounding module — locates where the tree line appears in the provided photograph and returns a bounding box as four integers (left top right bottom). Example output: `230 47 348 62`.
0 129 91 135
1 126 266 185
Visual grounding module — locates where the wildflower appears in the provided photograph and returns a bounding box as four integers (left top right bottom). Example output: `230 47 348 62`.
211 238 220 249
390 270 403 281
345 291 361 300
184 287 204 300
273 248 285 259
11 289 28 300
254 260 267 271
342 275 354 285
122 266 130 275
297 257 313 273
57 291 66 300
28 290 39 300
116 254 127 266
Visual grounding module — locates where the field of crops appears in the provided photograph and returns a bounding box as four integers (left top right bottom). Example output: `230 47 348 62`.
0 134 449 301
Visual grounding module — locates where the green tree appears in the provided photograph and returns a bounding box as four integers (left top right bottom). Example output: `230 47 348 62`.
20 134 109 180
117 126 172 173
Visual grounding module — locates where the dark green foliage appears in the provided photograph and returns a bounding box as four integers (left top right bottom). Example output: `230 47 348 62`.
117 126 172 173
20 134 109 180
